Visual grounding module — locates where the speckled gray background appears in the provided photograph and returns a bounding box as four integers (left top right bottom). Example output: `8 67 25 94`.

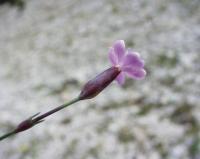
0 0 199 159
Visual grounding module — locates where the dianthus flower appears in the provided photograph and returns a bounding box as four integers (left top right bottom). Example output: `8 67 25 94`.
109 40 146 85
79 40 146 99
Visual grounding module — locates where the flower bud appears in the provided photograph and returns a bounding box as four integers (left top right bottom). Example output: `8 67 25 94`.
79 67 120 100
14 113 43 133
14 119 34 133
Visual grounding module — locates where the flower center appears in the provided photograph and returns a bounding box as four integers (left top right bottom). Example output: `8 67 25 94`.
115 65 122 72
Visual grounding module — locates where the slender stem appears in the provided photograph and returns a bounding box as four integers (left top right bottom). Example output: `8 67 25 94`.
0 131 15 141
33 97 80 122
0 97 80 141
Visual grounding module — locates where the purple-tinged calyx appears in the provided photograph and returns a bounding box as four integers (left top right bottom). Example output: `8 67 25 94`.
79 67 120 100
14 113 43 133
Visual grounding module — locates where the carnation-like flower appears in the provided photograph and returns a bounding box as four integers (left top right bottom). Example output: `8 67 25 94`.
0 40 147 141
109 40 146 85
79 40 146 100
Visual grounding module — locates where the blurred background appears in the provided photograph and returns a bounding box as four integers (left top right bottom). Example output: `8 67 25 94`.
0 0 199 159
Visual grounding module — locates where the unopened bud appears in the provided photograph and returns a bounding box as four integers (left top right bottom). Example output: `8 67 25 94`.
79 67 120 100
15 119 34 133
14 113 43 133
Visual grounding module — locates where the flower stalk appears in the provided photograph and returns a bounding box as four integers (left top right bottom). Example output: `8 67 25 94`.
0 97 80 141
0 40 146 142
0 130 16 141
0 67 120 141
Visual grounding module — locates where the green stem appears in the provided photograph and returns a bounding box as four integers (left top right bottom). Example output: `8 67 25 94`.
0 131 16 141
33 97 80 122
0 97 80 142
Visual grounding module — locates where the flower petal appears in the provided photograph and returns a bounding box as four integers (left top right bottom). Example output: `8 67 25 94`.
123 67 146 80
122 50 144 68
113 40 126 62
115 72 125 85
108 48 118 65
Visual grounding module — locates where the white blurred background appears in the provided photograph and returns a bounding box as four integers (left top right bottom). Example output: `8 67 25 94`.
0 0 199 159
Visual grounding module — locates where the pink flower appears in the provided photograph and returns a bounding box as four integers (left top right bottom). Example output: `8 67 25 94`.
109 40 146 85
79 40 146 100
